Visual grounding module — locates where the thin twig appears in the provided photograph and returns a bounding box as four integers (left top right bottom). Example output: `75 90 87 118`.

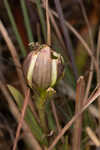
13 89 30 150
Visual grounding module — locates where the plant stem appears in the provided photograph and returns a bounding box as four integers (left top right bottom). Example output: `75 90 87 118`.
35 93 48 133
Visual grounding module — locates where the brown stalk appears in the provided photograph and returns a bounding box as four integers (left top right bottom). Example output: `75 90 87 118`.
42 2 66 64
13 88 30 150
0 80 42 150
45 0 51 46
48 84 100 150
72 76 85 150
0 20 27 94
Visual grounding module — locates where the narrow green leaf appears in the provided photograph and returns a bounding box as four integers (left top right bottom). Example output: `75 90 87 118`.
20 0 34 42
4 0 26 57
35 0 46 41
7 84 48 145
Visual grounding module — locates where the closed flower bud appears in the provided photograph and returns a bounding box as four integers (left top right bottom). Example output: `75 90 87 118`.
23 44 64 91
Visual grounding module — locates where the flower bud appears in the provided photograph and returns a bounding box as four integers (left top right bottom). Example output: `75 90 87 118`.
23 44 64 91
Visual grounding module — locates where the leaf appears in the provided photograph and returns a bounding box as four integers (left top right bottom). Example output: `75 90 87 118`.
7 84 48 145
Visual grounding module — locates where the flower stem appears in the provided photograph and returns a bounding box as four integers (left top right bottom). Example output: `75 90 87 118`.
35 93 48 133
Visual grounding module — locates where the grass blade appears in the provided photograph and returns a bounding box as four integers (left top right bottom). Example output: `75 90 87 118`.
20 0 34 43
4 0 26 57
35 0 46 41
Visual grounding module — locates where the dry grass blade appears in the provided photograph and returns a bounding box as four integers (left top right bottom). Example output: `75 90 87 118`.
48 84 100 150
0 81 42 150
86 127 100 147
72 76 85 150
13 88 30 150
0 20 27 94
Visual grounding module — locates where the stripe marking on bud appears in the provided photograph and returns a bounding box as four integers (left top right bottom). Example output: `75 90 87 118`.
51 59 57 87
27 53 39 88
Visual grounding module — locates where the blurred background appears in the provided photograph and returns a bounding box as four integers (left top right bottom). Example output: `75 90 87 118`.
0 0 100 150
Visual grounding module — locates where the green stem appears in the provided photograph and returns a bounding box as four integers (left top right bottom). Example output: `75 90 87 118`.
35 93 48 133
37 103 47 132
46 102 56 131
